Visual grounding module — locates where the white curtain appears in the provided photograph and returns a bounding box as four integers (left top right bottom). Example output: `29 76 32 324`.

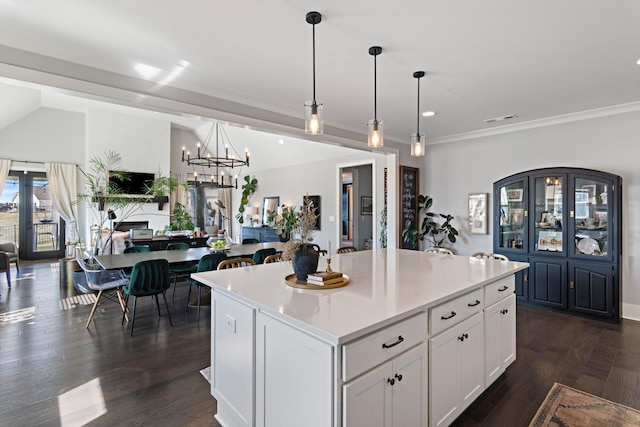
170 172 188 209
0 159 11 198
45 163 78 244
220 187 232 238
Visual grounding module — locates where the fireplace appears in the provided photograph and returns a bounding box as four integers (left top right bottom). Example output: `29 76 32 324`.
115 221 149 232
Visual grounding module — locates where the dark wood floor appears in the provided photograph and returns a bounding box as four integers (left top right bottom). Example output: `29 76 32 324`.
1 260 639 426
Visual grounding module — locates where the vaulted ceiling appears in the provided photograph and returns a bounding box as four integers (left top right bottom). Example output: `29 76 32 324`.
1 0 639 146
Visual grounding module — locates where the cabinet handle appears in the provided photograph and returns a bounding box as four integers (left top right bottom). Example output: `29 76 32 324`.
395 373 403 382
382 335 404 349
468 300 481 307
441 311 457 320
501 308 509 315
458 333 469 342
498 286 508 292
387 378 395 386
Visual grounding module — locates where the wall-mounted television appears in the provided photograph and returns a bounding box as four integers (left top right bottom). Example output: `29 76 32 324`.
108 171 154 195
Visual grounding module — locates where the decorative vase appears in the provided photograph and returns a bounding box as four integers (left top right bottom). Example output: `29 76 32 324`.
291 243 320 281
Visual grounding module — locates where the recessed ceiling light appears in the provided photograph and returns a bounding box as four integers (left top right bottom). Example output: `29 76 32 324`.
483 114 517 123
636 58 640 65
278 139 284 145
422 111 436 117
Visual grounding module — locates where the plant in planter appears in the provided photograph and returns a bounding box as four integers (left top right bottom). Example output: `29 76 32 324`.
235 175 258 224
277 197 320 281
145 175 182 210
166 202 194 232
402 195 459 250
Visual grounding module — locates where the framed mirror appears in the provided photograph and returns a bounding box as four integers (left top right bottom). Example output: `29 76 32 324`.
262 196 279 226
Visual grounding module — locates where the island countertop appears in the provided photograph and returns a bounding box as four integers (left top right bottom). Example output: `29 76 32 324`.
192 248 528 344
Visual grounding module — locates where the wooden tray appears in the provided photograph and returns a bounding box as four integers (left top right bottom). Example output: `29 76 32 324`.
285 273 350 290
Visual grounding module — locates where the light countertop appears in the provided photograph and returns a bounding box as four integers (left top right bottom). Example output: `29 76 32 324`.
193 248 528 344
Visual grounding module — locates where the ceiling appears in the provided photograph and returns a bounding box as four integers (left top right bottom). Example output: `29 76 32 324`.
1 0 639 146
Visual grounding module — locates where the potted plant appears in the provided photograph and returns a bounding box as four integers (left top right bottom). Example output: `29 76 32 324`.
235 175 258 224
402 195 459 251
165 202 195 233
145 175 181 210
277 197 320 281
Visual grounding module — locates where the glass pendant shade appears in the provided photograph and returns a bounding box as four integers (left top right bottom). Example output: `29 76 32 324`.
367 119 383 148
410 133 425 157
305 100 323 135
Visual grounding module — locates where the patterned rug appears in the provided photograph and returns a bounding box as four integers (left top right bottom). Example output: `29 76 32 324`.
529 383 640 427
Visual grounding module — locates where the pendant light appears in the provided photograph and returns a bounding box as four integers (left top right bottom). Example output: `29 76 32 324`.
368 46 383 147
304 11 323 135
410 71 426 157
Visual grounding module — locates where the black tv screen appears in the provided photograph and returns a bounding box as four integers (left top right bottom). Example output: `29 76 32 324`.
108 171 154 195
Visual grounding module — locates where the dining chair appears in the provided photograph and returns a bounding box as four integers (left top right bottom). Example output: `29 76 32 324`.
336 246 358 254
0 242 20 274
121 259 172 336
252 248 277 264
263 253 283 264
242 238 259 244
425 247 454 255
489 253 509 261
186 252 227 320
217 258 256 270
166 242 198 302
472 251 488 258
76 257 128 329
123 245 151 253
472 252 509 261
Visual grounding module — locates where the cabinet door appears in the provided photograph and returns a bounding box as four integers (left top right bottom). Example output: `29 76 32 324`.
457 313 484 409
494 177 528 253
569 261 615 319
343 362 393 427
429 313 484 427
530 173 566 255
529 257 567 308
484 294 516 386
507 254 529 301
256 313 333 427
391 343 428 427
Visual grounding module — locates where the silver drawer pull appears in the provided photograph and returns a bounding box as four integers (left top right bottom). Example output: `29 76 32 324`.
441 311 457 320
468 300 481 307
382 335 404 349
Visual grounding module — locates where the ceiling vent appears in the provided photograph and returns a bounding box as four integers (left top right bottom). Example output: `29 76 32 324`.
483 114 517 123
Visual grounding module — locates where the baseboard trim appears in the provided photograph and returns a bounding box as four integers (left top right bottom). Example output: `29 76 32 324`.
622 303 640 322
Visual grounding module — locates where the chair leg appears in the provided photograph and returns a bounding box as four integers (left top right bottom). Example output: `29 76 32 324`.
196 285 201 321
154 294 161 316
116 288 129 322
130 296 138 336
122 294 129 325
5 270 10 288
162 292 173 327
185 284 192 312
86 290 103 328
171 273 178 302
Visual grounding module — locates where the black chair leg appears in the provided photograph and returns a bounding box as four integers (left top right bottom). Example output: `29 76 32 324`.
171 273 178 302
196 285 201 321
162 292 173 326
154 294 161 316
130 296 138 336
186 284 192 312
5 271 10 288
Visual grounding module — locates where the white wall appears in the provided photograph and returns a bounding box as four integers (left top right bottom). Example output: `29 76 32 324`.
422 110 640 319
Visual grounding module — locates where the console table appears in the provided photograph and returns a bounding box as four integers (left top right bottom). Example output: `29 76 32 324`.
124 236 209 251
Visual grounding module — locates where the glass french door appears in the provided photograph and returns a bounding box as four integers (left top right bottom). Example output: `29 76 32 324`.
3 171 65 260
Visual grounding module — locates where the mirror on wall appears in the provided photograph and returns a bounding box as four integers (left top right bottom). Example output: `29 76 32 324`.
262 196 279 226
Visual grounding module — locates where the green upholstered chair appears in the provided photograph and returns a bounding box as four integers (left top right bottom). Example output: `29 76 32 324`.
122 259 172 336
186 253 227 320
123 245 151 253
242 238 259 244
0 242 20 274
166 242 198 301
252 247 277 265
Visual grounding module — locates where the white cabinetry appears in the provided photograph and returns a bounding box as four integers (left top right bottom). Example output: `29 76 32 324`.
429 312 484 427
256 313 333 427
484 294 516 386
211 291 256 427
343 343 428 427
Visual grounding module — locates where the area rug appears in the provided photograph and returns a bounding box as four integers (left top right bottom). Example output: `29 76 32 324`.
200 366 211 384
529 383 640 427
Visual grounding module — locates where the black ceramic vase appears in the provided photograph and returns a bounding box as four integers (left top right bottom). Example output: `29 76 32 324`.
292 243 320 281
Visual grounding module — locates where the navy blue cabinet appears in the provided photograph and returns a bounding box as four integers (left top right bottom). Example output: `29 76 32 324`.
494 167 621 322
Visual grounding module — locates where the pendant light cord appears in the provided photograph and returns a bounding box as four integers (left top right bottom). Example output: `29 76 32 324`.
416 76 421 134
312 22 316 102
374 54 377 123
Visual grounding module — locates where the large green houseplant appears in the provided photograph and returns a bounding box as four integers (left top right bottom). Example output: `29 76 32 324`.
402 195 459 250
235 175 258 224
145 175 182 210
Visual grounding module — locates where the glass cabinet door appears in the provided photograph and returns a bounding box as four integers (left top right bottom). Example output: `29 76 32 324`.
571 176 610 258
532 175 564 253
497 180 526 251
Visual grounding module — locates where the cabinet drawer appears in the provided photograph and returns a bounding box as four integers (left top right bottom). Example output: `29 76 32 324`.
484 276 514 307
342 312 427 382
430 288 483 336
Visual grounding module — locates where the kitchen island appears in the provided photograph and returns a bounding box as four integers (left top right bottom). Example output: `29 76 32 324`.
192 248 528 427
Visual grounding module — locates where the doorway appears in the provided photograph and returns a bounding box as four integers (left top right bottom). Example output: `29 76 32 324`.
339 164 373 251
1 171 65 260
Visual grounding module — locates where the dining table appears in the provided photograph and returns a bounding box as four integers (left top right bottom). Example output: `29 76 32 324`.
93 241 285 270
